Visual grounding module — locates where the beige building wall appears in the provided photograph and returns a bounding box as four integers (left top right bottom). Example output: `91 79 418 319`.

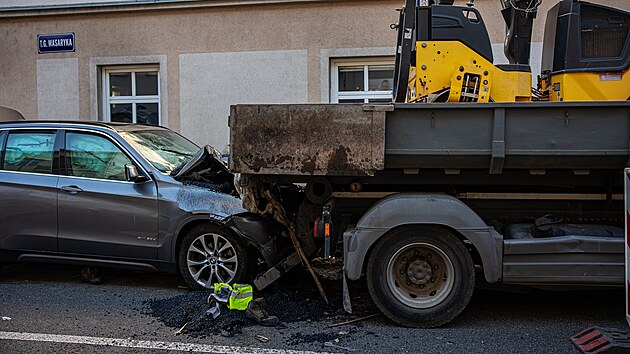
0 0 628 146
179 50 308 148
36 57 79 120
0 0 400 140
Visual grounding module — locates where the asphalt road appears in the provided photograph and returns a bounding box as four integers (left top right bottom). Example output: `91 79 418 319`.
0 263 627 354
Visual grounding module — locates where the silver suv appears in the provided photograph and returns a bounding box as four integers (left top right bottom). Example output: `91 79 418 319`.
0 121 292 288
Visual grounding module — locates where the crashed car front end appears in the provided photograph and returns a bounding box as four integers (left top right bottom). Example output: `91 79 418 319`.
170 145 295 282
118 126 294 288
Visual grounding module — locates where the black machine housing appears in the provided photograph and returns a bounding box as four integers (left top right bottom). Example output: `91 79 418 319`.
541 0 630 74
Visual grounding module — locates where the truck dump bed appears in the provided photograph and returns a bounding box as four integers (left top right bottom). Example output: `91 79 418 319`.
229 102 630 177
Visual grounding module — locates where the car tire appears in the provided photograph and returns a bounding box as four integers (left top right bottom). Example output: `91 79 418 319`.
178 223 249 290
366 226 475 328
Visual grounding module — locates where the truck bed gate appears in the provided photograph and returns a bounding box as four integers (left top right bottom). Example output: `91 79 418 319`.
229 104 386 176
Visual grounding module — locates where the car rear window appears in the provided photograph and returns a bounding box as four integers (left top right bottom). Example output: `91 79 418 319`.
2 131 55 174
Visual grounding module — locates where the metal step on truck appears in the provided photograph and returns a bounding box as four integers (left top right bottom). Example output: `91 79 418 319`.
227 0 630 328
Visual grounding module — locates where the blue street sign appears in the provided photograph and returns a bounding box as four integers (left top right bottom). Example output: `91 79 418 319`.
38 33 75 54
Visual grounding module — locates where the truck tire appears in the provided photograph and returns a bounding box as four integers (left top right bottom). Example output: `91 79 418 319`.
178 223 249 290
366 226 475 328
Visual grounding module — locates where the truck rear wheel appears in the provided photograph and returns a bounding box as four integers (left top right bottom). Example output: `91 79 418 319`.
366 226 475 328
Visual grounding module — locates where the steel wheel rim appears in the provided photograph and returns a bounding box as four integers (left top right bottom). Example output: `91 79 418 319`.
386 242 455 309
186 232 238 288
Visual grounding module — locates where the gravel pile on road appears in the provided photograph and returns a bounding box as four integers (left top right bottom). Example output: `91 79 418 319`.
146 266 376 338
145 291 238 336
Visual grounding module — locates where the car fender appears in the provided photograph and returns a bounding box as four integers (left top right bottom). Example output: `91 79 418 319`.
163 213 228 262
167 211 289 268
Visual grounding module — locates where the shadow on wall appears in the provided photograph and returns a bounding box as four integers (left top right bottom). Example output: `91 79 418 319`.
0 106 25 122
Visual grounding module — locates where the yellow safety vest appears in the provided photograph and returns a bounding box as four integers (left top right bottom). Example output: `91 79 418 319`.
213 283 253 310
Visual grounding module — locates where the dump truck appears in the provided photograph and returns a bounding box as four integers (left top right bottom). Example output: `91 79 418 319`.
228 0 630 328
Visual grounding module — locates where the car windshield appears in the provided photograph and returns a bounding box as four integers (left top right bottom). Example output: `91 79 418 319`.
119 129 199 174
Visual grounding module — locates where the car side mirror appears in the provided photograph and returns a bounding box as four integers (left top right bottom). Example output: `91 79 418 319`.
125 164 146 182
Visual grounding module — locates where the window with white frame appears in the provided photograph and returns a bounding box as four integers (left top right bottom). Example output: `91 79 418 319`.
103 67 160 125
331 58 394 103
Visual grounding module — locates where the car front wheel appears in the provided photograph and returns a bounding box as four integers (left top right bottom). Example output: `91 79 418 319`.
178 224 249 289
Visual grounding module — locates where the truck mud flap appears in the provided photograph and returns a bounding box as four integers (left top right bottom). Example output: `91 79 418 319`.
571 327 630 353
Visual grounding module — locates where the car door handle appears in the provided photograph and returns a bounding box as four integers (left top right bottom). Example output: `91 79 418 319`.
60 185 83 194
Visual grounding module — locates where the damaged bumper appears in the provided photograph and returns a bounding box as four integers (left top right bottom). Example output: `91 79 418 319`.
227 213 293 267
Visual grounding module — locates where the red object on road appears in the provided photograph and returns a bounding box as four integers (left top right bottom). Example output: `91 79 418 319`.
571 327 630 353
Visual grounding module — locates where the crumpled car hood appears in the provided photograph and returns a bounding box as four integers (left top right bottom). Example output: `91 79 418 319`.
176 184 246 219
173 145 228 179
172 145 236 196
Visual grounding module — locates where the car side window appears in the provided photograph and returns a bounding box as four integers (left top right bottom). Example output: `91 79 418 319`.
0 130 6 166
65 132 133 181
2 131 56 174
